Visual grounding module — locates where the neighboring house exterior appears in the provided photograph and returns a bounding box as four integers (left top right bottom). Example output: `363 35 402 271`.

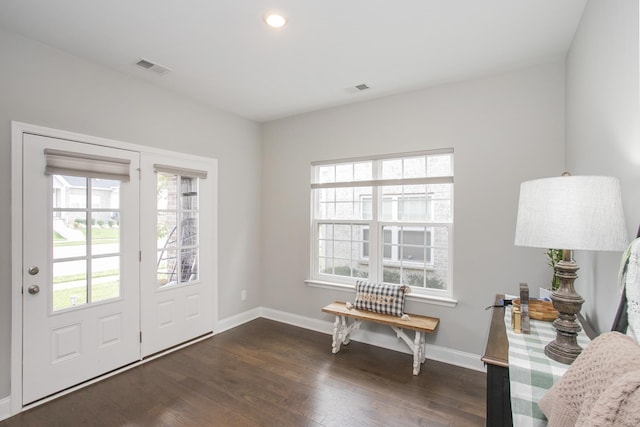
52 175 120 230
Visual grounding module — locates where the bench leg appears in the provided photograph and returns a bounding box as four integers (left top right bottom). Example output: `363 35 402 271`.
391 326 427 376
331 315 360 354
412 331 426 375
331 316 342 353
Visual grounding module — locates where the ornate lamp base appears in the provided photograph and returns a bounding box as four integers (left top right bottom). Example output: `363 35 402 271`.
545 250 584 365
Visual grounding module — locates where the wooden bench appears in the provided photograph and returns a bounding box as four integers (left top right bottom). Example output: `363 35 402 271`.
321 301 440 375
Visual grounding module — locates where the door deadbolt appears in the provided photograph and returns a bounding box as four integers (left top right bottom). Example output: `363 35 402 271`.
28 266 39 275
28 285 40 295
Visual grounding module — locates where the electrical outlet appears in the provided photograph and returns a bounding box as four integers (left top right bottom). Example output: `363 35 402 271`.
241 290 247 301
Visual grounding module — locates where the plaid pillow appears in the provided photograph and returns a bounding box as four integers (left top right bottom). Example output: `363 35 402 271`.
354 280 409 317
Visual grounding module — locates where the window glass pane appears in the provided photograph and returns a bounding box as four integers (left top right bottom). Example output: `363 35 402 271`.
317 223 369 279
157 212 177 250
402 229 425 246
380 194 396 221
406 271 425 287
319 188 335 202
335 164 353 182
426 154 453 177
91 256 120 302
180 213 199 248
433 200 451 222
180 248 198 283
362 227 370 258
91 211 120 256
91 178 120 209
181 177 199 210
430 183 453 222
318 165 335 183
334 202 353 219
334 241 351 259
157 248 178 286
157 173 177 210
425 271 448 290
382 159 402 179
356 264 369 279
333 262 353 277
360 197 372 220
316 187 370 220
403 157 426 178
383 267 401 284
319 257 333 274
52 260 87 311
401 245 425 262
53 175 87 209
354 162 372 181
432 247 449 269
53 212 87 259
319 238 333 258
335 187 353 202
318 223 333 240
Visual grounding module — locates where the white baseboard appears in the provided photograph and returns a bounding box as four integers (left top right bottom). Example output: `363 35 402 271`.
259 306 486 372
215 307 262 334
0 396 11 421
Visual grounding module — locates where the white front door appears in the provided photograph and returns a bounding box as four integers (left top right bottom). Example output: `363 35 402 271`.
140 153 215 356
22 134 141 404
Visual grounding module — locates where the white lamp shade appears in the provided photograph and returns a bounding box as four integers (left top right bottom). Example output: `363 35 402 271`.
515 176 628 251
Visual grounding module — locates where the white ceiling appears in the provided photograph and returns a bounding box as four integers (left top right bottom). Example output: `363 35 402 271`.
0 0 587 122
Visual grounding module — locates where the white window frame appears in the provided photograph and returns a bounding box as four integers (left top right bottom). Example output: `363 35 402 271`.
309 149 454 299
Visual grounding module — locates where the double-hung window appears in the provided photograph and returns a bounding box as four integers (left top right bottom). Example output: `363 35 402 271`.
311 149 454 297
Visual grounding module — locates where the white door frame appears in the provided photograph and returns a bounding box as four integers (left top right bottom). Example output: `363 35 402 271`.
10 121 218 416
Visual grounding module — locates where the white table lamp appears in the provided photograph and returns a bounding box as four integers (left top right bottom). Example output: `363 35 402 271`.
514 174 628 364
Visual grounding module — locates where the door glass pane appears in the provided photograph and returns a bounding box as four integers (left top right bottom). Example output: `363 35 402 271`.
51 174 122 310
157 172 200 287
157 211 177 286
53 212 87 259
91 178 120 209
52 260 87 311
91 256 120 302
157 248 178 286
180 248 198 283
91 211 120 256
53 175 87 209
181 177 199 210
157 173 177 210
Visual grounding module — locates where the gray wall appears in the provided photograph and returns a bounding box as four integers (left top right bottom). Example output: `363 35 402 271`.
0 29 263 398
262 61 566 355
566 0 640 333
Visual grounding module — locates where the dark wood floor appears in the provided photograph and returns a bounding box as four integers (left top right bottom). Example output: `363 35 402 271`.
1 318 486 426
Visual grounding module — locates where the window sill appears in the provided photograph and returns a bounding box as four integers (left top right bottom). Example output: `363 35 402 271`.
304 279 458 308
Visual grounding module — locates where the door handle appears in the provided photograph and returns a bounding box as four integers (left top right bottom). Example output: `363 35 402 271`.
28 266 39 275
28 285 40 295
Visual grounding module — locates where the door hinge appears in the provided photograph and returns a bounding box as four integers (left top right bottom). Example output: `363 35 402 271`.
139 250 142 262
140 331 142 343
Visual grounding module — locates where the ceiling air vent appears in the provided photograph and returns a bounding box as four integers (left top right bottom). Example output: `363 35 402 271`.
345 83 372 94
135 58 171 76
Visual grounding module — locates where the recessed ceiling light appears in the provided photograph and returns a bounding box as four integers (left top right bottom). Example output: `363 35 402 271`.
265 13 286 28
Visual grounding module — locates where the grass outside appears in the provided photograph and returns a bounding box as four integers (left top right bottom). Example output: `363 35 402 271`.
53 279 120 311
53 269 118 284
54 228 119 246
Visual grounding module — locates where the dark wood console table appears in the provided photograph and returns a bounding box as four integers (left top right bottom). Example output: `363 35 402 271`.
481 294 513 427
